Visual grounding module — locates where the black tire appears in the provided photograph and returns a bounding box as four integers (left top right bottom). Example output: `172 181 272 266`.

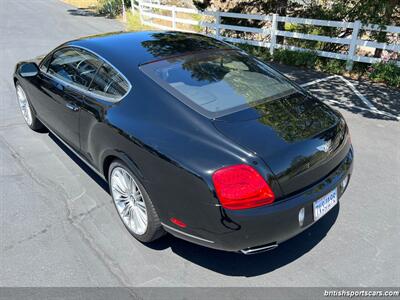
15 82 45 132
108 160 165 243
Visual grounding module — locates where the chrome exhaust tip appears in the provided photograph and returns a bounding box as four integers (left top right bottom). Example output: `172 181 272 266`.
240 242 278 255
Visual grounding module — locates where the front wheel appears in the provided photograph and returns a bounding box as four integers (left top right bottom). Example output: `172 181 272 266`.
15 83 45 131
108 160 165 243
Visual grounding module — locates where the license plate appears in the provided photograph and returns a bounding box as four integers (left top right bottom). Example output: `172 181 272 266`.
313 188 338 221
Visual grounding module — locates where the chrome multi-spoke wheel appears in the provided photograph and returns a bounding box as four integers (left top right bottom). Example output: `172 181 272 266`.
16 84 33 126
110 167 148 235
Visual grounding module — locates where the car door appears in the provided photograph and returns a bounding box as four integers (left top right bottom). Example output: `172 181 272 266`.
39 47 101 149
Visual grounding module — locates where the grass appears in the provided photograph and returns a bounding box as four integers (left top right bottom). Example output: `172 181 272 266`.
62 0 98 9
126 11 154 31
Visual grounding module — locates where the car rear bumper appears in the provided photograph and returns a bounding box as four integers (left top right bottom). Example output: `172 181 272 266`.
162 148 353 253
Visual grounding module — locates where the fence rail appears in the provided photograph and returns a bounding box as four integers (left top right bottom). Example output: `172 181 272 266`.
134 1 400 69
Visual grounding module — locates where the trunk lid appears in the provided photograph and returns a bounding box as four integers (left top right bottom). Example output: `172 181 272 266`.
214 93 350 197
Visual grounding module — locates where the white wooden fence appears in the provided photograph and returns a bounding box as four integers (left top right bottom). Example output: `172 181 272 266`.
132 1 399 70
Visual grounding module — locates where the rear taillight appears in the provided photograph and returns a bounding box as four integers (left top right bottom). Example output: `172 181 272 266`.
212 164 275 210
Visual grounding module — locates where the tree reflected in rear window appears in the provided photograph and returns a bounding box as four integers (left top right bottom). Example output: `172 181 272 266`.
141 50 298 118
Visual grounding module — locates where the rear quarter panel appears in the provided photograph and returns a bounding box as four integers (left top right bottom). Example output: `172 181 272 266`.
80 73 265 237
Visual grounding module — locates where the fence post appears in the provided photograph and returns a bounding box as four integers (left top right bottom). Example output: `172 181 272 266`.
172 5 177 29
346 20 361 71
215 11 221 39
130 0 134 13
138 0 143 24
121 0 127 22
270 14 278 55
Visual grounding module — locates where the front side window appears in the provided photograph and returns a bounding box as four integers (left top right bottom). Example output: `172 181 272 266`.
39 54 52 72
141 50 298 118
88 63 129 99
47 48 101 89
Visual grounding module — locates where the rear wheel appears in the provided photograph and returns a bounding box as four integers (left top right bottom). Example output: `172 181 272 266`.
108 160 165 242
15 83 45 131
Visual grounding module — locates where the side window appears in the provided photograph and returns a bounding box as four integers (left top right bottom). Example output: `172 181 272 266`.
88 63 129 99
47 48 101 89
39 54 52 72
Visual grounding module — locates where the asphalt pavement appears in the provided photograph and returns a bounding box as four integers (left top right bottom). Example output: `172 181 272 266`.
1 0 399 287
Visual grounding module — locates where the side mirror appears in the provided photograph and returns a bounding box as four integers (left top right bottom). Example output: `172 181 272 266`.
19 62 39 78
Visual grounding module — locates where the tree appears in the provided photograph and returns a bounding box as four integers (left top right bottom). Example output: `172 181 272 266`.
192 0 297 43
290 0 400 56
344 0 399 57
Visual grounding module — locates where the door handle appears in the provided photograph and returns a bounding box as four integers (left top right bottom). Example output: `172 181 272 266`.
66 102 80 112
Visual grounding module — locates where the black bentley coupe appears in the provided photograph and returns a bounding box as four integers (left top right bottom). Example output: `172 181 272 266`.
13 31 353 254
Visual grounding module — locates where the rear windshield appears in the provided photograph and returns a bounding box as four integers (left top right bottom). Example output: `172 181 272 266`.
140 50 298 118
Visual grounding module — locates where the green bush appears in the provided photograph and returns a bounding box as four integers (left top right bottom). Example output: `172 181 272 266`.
97 0 130 17
317 58 346 74
352 62 369 75
272 49 317 68
368 62 400 88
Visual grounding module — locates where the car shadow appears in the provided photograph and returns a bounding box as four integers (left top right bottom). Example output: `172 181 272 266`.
147 205 339 277
67 8 102 17
48 132 109 193
48 131 339 277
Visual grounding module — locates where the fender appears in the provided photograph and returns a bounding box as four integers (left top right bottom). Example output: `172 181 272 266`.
99 148 144 181
14 75 41 120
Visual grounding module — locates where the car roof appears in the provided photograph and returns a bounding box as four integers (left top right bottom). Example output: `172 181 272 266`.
68 31 232 73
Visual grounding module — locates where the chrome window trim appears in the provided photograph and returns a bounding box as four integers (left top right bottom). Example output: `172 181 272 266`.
41 45 132 103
